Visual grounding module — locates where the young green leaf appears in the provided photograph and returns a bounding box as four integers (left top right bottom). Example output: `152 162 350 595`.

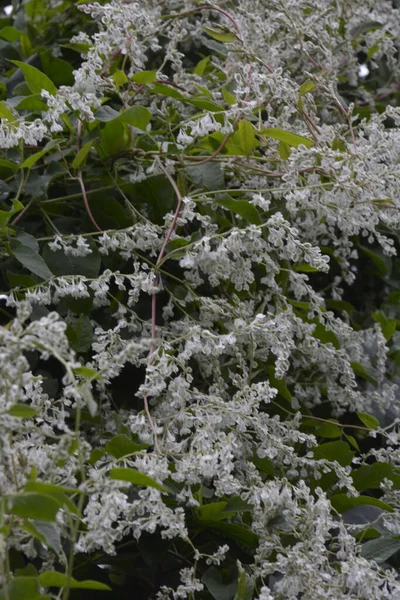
238 120 256 157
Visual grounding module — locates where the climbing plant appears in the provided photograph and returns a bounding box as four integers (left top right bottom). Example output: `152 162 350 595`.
2 0 400 598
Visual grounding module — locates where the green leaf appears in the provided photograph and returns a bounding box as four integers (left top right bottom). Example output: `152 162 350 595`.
197 521 258 548
39 572 111 591
259 128 314 148
331 494 394 514
202 567 237 600
22 520 62 554
112 69 129 87
266 365 292 404
222 87 236 106
197 502 228 521
21 139 61 169
278 140 291 160
359 244 391 277
150 82 185 100
204 27 237 43
10 239 53 280
105 434 148 458
352 462 400 491
6 404 40 418
301 418 341 439
293 263 320 273
24 481 78 514
299 79 316 95
357 412 380 430
312 322 341 349
72 366 101 380
238 120 256 157
7 271 37 288
186 162 224 191
351 362 377 386
0 576 49 600
95 105 151 131
193 57 210 77
109 467 167 492
6 493 62 521
0 101 15 122
372 311 397 341
42 241 100 278
361 537 400 563
117 106 152 130
10 60 57 95
313 441 354 466
0 199 23 229
68 315 93 354
131 70 157 84
71 139 93 169
0 26 23 42
15 95 48 111
187 98 223 112
214 194 262 225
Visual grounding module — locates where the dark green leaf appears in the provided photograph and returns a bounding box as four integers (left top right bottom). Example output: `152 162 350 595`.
331 494 393 514
313 441 354 466
202 567 237 600
10 239 53 280
42 241 100 278
105 434 148 458
361 537 400 563
214 194 262 225
186 162 224 191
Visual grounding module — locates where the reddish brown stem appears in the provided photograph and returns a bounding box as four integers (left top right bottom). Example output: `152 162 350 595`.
142 159 184 452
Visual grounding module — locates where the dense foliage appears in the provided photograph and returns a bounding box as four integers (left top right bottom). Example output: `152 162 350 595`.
2 0 400 598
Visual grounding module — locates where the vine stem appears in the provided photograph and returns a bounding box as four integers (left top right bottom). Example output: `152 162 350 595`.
76 120 102 233
142 158 184 452
163 4 241 37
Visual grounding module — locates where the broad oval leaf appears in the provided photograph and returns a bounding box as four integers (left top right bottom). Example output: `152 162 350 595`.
10 239 53 280
10 60 57 95
6 493 62 522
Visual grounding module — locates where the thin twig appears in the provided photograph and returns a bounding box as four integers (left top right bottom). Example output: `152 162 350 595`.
142 158 184 452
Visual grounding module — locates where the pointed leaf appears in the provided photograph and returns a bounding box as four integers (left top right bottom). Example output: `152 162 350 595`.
39 572 111 591
10 239 53 280
10 60 57 95
238 120 256 157
109 467 167 492
260 128 314 148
